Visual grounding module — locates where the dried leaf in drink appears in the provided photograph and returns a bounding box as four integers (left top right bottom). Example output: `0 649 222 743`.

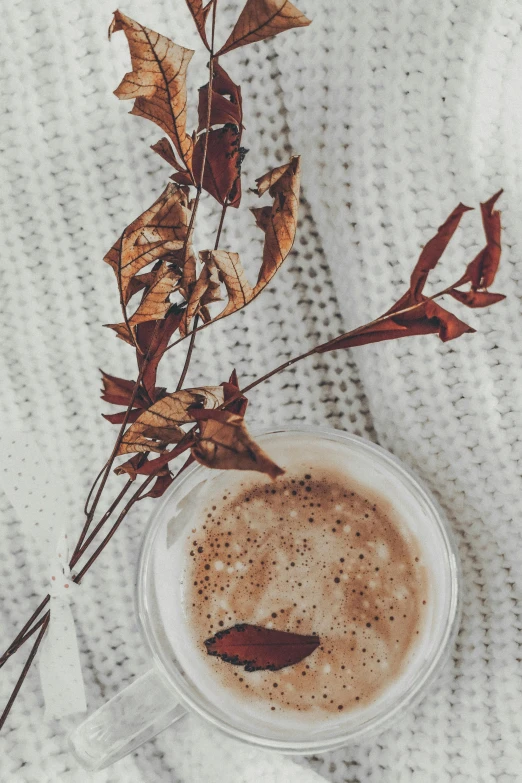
217 0 311 56
109 11 195 173
205 624 320 671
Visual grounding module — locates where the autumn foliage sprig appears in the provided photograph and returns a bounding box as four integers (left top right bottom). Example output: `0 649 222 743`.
0 0 505 731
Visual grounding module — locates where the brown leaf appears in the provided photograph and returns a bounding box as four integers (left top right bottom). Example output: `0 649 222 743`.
463 190 502 289
449 289 506 308
318 298 474 353
109 11 195 173
185 0 215 49
221 369 248 417
410 203 472 299
102 409 143 425
151 137 186 172
197 63 243 132
136 308 184 399
173 125 244 208
115 433 195 477
104 183 191 302
179 251 224 336
139 467 175 499
128 263 179 326
252 156 300 293
100 371 142 407
191 411 284 479
205 624 320 672
217 0 311 56
118 387 225 456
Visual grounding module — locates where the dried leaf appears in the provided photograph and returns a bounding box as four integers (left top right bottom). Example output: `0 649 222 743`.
191 411 284 479
140 467 175 499
118 387 225 456
221 369 248 416
318 298 474 353
217 0 311 56
205 624 320 671
151 137 185 172
128 263 179 326
449 289 506 308
197 63 243 132
115 431 195 478
104 183 191 302
173 125 244 208
464 190 503 289
100 371 142 407
136 308 184 399
252 156 300 293
410 203 472 299
102 409 143 425
179 252 224 336
185 0 215 49
110 11 195 173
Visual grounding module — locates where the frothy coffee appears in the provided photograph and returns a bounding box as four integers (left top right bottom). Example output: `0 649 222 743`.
183 460 428 718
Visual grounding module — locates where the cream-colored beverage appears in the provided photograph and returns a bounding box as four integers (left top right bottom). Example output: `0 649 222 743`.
164 437 431 724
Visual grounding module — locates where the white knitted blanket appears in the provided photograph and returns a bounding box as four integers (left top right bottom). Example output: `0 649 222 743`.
1 0 521 781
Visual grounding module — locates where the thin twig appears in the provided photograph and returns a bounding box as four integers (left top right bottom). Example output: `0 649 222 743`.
0 614 49 730
0 596 50 668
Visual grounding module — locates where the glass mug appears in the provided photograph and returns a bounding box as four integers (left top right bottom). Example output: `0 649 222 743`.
69 426 461 771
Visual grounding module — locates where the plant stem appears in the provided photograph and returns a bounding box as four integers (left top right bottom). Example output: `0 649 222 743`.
71 478 134 565
0 614 49 731
0 596 50 668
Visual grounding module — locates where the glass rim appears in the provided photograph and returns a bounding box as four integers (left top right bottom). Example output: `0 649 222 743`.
136 424 461 753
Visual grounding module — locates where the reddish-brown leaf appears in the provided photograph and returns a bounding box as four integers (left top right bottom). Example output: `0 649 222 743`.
217 0 311 56
318 298 474 353
449 289 506 308
410 203 472 299
115 436 194 477
205 624 320 671
109 11 195 173
173 125 243 208
191 411 284 479
463 190 503 289
221 369 248 416
185 0 215 49
139 467 175 499
197 63 243 132
102 409 143 425
151 137 186 172
136 308 184 400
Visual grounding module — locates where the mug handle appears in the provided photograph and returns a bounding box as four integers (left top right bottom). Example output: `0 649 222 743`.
68 668 187 771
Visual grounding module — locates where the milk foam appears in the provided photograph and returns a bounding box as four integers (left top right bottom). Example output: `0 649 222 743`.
152 434 445 731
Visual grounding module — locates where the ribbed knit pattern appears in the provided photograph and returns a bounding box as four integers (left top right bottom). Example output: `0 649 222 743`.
0 1 520 781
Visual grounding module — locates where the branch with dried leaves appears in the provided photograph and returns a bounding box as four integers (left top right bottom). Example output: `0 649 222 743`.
0 0 506 733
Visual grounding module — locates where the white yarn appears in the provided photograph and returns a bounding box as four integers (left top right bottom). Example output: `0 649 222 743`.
0 0 521 781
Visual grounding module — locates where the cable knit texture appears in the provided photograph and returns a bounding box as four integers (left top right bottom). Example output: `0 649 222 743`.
1 0 521 781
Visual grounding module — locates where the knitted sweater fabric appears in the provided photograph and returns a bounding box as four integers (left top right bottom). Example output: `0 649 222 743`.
0 0 521 781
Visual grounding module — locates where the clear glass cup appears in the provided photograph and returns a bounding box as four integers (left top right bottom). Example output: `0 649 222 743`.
69 425 461 771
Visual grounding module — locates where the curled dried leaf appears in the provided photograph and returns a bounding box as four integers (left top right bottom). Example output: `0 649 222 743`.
197 64 243 132
410 203 473 299
463 190 503 289
449 289 506 308
118 387 225 456
110 11 195 173
252 156 300 293
205 623 320 672
191 411 284 479
136 308 184 400
104 183 191 302
185 0 215 49
173 125 244 208
217 0 311 56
